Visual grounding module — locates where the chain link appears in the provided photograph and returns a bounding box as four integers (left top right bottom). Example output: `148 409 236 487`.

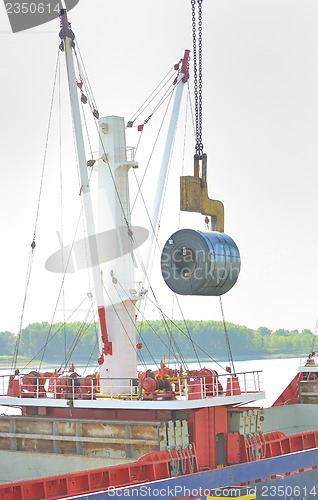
186 446 195 473
191 0 203 155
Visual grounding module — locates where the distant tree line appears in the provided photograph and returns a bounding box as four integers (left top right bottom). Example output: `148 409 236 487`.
0 321 315 365
0 322 99 366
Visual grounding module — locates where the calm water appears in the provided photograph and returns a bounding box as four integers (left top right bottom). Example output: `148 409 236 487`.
0 356 305 414
224 357 303 406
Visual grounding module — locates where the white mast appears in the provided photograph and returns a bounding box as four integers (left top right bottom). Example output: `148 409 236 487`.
143 50 190 283
59 10 112 381
96 116 139 390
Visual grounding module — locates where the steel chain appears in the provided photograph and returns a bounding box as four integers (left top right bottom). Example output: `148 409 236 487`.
176 448 184 474
186 447 194 473
191 0 198 153
198 0 203 154
246 436 253 462
252 435 259 459
168 448 178 476
176 448 181 474
261 434 266 459
191 0 203 155
181 449 186 474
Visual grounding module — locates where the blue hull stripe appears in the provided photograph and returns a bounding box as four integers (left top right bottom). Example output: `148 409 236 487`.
64 447 318 500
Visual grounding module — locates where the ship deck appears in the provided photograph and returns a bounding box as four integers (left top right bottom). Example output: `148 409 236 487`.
0 391 265 410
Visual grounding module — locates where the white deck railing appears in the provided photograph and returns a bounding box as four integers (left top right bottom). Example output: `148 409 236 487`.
0 370 262 401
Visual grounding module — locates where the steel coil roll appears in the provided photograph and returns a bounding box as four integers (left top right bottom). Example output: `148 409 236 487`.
161 229 240 296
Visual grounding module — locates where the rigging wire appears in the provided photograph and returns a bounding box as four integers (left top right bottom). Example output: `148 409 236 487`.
132 128 144 157
73 38 182 246
38 154 101 368
20 294 91 373
138 91 177 286
114 266 189 369
168 296 175 365
70 10 233 378
12 40 103 372
11 247 35 372
130 86 175 215
77 27 221 376
82 309 100 376
74 44 99 117
117 213 192 371
13 28 200 374
167 89 187 364
60 305 94 371
73 41 180 232
64 45 103 368
143 105 184 367
79 98 96 310
145 294 227 372
175 295 202 369
72 53 192 371
71 38 186 316
147 83 202 369
174 87 202 368
11 50 61 374
114 277 184 368
65 27 225 375
192 1 235 370
38 198 94 369
128 66 175 124
132 296 186 368
136 322 159 369
131 78 202 369
187 81 197 146
125 229 187 366
136 83 178 130
219 297 236 375
101 281 147 369
32 52 61 244
83 341 98 376
37 62 103 369
58 55 67 362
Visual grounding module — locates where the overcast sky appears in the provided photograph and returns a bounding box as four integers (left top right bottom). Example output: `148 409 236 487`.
1 0 318 336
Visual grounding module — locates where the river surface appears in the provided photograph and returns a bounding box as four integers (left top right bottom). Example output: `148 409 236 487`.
0 356 306 414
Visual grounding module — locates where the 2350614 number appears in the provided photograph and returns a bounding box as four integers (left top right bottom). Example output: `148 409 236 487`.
5 3 60 14
261 485 317 497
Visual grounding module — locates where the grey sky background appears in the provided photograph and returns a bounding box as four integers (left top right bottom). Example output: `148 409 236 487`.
1 0 318 335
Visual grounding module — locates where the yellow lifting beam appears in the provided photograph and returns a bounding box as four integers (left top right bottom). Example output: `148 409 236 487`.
180 154 224 232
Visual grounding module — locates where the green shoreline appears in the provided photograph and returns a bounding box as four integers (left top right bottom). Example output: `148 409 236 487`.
0 321 314 368
0 352 305 370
